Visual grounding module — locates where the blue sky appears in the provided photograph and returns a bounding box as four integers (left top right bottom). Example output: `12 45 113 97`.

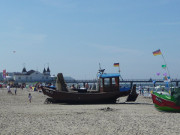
0 0 180 79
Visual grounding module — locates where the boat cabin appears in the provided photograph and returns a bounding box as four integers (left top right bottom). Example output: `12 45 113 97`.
98 73 120 92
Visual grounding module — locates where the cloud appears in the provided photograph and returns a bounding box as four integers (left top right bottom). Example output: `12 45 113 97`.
91 44 140 54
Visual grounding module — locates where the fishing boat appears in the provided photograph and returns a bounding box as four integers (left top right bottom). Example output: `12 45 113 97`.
151 49 180 112
151 88 180 112
41 69 138 104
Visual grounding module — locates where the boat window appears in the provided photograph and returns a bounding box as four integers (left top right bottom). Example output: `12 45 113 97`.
112 78 115 85
111 77 119 86
104 78 110 86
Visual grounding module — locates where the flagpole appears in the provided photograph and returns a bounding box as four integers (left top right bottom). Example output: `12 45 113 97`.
161 53 171 79
118 63 124 81
153 49 172 93
161 51 173 93
118 65 120 74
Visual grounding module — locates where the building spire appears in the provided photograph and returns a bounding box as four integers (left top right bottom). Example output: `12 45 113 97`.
43 68 46 74
46 63 50 75
47 66 50 72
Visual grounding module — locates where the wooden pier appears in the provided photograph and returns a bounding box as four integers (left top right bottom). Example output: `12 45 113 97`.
65 79 180 87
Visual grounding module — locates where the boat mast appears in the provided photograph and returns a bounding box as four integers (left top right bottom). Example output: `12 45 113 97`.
153 49 172 92
116 63 123 81
98 63 105 74
161 53 171 79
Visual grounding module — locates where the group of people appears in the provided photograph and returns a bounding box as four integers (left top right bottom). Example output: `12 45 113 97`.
139 85 144 95
70 83 96 90
139 85 150 95
7 84 32 103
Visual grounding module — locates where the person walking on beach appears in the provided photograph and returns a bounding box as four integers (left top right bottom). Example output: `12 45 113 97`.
141 86 144 96
14 86 17 95
21 85 24 90
147 87 150 93
7 84 10 93
7 84 13 94
139 85 142 95
28 93 32 103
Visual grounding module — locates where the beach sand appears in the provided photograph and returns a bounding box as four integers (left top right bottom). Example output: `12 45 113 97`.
0 88 180 135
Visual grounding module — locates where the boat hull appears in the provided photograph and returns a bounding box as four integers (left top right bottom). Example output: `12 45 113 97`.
42 86 131 103
151 93 180 112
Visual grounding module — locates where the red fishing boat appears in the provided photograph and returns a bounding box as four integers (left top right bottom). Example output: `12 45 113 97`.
151 89 180 112
151 49 180 112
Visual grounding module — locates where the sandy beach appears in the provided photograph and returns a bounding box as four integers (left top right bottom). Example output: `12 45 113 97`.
0 88 180 135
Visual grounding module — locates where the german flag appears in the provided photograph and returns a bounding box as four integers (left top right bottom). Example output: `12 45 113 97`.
114 63 119 67
153 49 162 56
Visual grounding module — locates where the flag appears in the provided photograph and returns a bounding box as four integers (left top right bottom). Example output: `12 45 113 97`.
3 70 6 79
163 73 167 76
164 76 170 82
153 49 162 56
114 63 119 67
163 76 168 80
162 65 166 69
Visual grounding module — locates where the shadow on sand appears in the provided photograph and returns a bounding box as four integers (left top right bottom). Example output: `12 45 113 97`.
44 98 153 106
117 102 153 105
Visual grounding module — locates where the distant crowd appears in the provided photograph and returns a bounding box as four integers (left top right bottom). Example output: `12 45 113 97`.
138 85 150 96
70 83 96 90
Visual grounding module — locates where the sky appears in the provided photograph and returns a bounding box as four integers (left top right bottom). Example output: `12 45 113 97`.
0 0 180 80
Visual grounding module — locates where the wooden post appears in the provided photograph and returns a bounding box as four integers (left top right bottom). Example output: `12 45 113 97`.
176 81 179 87
130 81 133 88
83 82 85 88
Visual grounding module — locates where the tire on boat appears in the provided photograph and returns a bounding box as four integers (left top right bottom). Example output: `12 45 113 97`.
44 98 53 104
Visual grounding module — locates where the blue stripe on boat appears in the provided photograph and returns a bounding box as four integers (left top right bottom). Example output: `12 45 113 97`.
98 73 120 78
